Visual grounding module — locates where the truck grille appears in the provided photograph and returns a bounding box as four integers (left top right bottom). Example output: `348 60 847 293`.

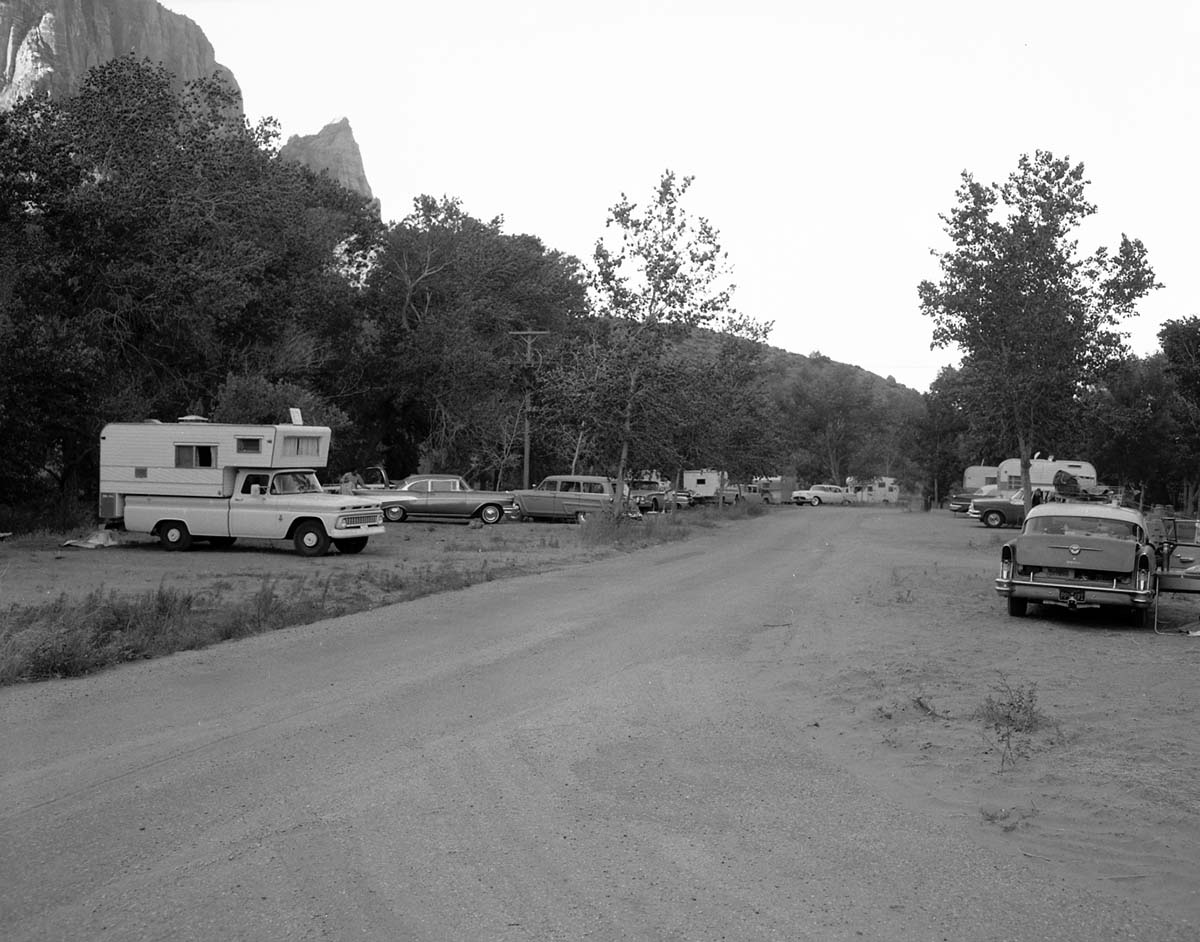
342 513 382 528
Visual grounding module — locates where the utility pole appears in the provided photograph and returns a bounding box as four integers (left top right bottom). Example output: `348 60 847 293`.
509 330 549 489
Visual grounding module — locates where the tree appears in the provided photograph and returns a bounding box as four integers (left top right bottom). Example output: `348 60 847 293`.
919 151 1160 512
1077 354 1185 509
0 56 379 524
355 196 588 480
591 170 764 512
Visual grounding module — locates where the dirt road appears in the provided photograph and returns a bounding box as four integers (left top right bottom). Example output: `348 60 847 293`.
3 508 1199 940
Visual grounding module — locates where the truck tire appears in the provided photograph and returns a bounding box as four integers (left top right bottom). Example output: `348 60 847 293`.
159 521 192 551
293 521 331 557
982 509 1005 528
334 536 368 554
479 504 503 525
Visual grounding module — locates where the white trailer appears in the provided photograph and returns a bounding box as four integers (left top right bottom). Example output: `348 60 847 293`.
681 469 740 504
99 416 385 556
847 476 901 503
962 465 999 491
996 458 1097 491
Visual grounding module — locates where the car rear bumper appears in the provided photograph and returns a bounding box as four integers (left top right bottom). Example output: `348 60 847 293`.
995 576 1153 609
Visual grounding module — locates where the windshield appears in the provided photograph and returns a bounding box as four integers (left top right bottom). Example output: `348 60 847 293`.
270 471 323 494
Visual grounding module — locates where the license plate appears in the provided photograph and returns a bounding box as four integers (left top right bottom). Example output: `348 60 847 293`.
1058 588 1086 602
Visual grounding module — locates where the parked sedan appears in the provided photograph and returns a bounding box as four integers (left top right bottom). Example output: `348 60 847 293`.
386 475 518 524
970 489 1028 528
995 503 1156 626
791 484 853 506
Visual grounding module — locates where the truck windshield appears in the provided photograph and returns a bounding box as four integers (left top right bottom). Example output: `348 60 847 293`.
271 471 322 494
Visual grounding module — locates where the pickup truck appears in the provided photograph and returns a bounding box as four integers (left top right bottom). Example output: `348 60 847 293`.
122 468 386 556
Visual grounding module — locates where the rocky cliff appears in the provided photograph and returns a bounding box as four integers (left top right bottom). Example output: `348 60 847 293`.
278 118 375 202
0 0 238 109
1 0 376 204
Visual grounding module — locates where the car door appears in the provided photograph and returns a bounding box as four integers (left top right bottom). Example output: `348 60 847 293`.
424 478 465 515
519 479 560 516
228 472 287 538
557 478 584 516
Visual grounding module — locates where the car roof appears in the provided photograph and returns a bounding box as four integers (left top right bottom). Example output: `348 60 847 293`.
400 474 465 483
1026 502 1147 525
544 474 610 482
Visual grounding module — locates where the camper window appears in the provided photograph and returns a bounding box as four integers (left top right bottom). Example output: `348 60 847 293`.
175 445 215 469
283 435 320 457
236 438 263 454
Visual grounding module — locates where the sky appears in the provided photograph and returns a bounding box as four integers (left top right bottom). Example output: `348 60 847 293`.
162 0 1200 392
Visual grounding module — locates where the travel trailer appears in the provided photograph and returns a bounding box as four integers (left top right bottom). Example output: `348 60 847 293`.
996 458 1097 491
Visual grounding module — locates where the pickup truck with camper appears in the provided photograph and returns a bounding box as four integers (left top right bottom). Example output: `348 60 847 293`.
99 415 386 556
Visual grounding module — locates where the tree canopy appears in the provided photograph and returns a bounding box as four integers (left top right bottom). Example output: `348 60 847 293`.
918 150 1159 506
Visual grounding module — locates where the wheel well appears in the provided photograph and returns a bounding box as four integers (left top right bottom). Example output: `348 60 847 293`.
285 517 325 539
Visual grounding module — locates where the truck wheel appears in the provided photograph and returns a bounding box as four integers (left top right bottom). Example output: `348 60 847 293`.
479 504 503 525
982 510 1005 528
1007 597 1027 617
334 537 368 554
384 505 405 522
159 521 192 551
810 496 822 506
293 521 331 557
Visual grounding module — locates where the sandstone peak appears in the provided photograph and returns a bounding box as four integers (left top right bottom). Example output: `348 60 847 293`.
279 118 375 202
0 0 240 109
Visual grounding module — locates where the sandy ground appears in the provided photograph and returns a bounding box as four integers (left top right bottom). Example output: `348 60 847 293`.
4 507 1200 934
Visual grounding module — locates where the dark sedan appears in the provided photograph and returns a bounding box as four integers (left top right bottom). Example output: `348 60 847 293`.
385 475 518 524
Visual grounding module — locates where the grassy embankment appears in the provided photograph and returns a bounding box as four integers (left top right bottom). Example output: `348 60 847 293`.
0 503 768 685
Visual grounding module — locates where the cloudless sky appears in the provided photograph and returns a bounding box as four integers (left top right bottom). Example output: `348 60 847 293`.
163 0 1200 391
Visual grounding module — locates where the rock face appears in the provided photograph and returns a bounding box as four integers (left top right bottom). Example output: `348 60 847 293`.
279 118 374 202
1 0 376 203
0 0 239 109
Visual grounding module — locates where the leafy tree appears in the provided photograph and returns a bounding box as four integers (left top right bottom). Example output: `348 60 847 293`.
591 170 765 511
782 360 876 485
354 197 588 481
0 56 379 523
919 151 1160 511
1076 355 1184 508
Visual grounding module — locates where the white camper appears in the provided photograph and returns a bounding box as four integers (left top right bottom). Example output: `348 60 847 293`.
99 416 385 556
